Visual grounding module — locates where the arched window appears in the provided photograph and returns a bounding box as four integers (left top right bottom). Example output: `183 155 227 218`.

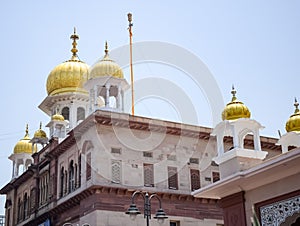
44 175 48 202
60 167 64 197
39 179 43 205
23 193 28 219
240 130 254 150
69 160 75 193
18 163 25 176
62 107 70 121
78 155 81 187
64 170 68 195
86 153 92 181
243 133 254 150
75 163 78 188
30 188 36 212
82 141 93 181
223 136 233 152
17 197 22 222
77 107 85 122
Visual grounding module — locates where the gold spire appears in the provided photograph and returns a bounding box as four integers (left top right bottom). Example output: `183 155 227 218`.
231 85 237 101
294 97 299 113
70 27 79 59
104 41 109 57
25 124 29 138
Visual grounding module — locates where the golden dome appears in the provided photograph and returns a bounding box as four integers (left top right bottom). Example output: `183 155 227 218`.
34 122 47 139
90 42 124 79
222 86 251 121
14 125 36 154
51 112 65 121
286 98 300 132
46 28 89 96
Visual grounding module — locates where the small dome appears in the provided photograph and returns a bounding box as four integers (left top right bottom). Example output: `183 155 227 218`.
14 125 36 154
286 98 300 132
52 112 65 121
90 42 124 79
222 87 251 121
46 29 89 96
34 122 47 139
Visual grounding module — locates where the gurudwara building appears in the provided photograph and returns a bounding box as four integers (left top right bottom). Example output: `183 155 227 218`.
0 29 299 226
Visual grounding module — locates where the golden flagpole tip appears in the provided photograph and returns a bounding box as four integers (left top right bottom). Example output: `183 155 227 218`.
25 124 29 136
104 41 109 56
70 28 79 58
127 13 132 22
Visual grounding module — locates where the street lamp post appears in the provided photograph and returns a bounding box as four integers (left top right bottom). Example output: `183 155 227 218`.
125 191 168 226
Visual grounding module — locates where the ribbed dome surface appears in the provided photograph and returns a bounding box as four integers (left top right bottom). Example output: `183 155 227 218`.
89 42 124 79
46 58 89 95
51 112 65 121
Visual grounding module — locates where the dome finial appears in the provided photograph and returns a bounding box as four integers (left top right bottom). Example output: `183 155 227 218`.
52 106 65 121
13 124 34 154
222 86 251 120
294 97 299 113
25 124 29 137
39 121 42 130
231 85 237 101
104 41 109 57
70 27 79 58
46 28 89 96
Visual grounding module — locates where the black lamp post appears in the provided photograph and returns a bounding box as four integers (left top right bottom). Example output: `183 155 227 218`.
126 191 168 226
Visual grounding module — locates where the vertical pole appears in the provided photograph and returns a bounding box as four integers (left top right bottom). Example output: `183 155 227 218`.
127 13 135 116
145 192 150 226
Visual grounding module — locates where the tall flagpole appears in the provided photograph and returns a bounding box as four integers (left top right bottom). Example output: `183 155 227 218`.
127 13 134 116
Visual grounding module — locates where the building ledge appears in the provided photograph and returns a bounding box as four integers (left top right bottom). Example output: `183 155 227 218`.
192 148 300 199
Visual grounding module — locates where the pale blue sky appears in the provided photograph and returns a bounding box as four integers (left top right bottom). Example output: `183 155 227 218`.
0 0 300 214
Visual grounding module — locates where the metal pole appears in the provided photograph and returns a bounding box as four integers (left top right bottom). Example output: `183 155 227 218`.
127 13 135 116
145 192 150 226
